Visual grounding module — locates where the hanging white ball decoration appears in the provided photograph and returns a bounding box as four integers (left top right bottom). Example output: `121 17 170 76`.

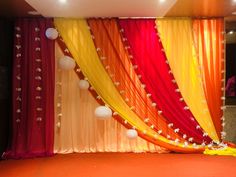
59 56 76 70
78 80 90 90
94 106 112 120
45 28 59 40
126 129 138 139
56 122 61 128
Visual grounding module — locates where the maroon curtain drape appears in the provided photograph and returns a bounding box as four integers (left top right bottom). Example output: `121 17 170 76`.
119 19 211 144
3 18 55 159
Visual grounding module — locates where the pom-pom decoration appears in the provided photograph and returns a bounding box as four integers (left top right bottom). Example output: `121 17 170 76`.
126 129 138 139
78 80 90 90
94 106 112 120
59 56 76 70
45 28 59 40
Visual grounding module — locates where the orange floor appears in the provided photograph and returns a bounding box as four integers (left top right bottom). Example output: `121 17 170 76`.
0 153 236 177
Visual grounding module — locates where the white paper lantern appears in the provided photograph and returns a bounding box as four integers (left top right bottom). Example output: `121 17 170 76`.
59 56 76 70
126 129 138 139
78 80 90 90
94 106 112 120
45 28 58 40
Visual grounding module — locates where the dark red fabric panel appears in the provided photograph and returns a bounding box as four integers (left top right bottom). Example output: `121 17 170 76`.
118 19 211 144
3 18 55 159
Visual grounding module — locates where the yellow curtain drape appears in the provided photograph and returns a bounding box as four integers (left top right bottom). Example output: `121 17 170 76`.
54 18 204 152
54 43 163 153
156 18 219 141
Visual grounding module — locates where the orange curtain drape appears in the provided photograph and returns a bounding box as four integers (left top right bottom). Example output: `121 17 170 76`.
87 19 182 141
193 19 225 139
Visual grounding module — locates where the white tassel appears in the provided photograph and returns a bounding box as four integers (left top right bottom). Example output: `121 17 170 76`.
113 112 118 116
100 56 106 60
158 110 163 115
141 84 146 88
174 138 179 143
114 82 120 86
175 89 180 92
184 106 189 110
144 118 149 123
196 125 200 129
174 128 180 133
125 98 129 102
188 137 193 142
151 103 157 107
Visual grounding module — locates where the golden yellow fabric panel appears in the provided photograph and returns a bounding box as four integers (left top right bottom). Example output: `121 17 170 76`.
54 18 204 152
156 19 219 141
204 147 236 157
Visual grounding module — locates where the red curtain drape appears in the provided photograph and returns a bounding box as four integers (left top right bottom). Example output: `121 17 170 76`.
119 19 211 144
3 18 55 159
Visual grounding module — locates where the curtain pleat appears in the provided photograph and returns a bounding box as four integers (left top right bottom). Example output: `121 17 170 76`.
54 18 204 153
156 18 219 142
54 43 164 153
193 19 224 139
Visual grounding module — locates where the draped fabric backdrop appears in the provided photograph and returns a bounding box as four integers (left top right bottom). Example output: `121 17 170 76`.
54 18 205 153
156 18 219 142
4 18 55 159
4 17 232 158
193 19 224 139
54 43 165 153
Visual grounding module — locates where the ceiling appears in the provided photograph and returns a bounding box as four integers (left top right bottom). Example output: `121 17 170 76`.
25 0 177 17
1 0 236 20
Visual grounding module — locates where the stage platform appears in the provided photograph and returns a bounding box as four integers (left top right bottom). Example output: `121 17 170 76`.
1 153 236 177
